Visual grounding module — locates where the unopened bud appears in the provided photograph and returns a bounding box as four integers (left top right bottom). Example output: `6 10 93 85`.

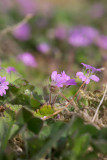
50 85 60 94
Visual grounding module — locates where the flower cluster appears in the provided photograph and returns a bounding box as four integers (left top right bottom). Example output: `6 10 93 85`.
76 63 101 84
51 71 76 88
68 26 99 47
0 63 101 97
0 76 9 96
51 63 101 88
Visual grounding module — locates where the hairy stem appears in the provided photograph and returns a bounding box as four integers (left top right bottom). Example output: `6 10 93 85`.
51 94 58 107
43 81 86 120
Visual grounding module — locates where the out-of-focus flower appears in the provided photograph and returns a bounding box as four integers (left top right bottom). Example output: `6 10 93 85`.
76 63 101 84
88 3 105 19
96 35 107 50
51 71 76 88
13 23 31 41
17 53 37 67
55 26 66 40
6 67 16 73
68 26 99 47
0 77 9 96
16 0 37 15
37 43 50 54
81 63 101 72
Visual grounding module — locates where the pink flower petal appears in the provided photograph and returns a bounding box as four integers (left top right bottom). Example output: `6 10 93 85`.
51 71 58 82
90 75 100 82
85 78 90 84
76 72 84 76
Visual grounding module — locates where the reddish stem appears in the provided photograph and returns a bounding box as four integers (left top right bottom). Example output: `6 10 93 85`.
43 81 86 120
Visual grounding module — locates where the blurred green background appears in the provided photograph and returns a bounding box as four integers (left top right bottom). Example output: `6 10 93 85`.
0 0 107 94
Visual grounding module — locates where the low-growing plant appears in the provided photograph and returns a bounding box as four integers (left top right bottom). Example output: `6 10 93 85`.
0 63 107 160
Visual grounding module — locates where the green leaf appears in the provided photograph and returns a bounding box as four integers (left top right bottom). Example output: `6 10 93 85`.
7 80 42 109
0 119 14 151
16 107 33 125
27 117 43 134
30 117 76 160
92 139 107 154
33 91 44 103
77 124 98 137
2 104 21 123
0 68 20 83
34 104 54 118
0 119 7 140
30 96 41 109
68 117 84 136
4 106 15 121
11 93 30 105
16 107 43 135
13 78 35 92
9 124 21 139
27 138 45 156
72 134 90 158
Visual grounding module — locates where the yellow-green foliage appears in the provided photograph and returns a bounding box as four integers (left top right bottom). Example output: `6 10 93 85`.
34 104 54 118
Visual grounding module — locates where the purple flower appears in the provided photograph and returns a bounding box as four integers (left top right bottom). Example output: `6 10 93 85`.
6 67 16 73
68 26 99 47
37 43 50 54
81 63 101 72
96 35 107 50
76 72 100 84
17 53 37 67
76 63 101 84
13 23 31 41
0 77 9 96
16 0 37 15
51 71 76 88
55 26 66 40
